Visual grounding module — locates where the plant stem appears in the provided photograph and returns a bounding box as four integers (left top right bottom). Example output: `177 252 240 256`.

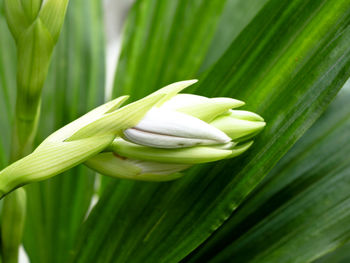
0 189 26 263
0 99 40 263
0 0 70 260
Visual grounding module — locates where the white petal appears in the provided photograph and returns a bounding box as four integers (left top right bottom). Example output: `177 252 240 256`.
124 128 222 148
131 108 231 144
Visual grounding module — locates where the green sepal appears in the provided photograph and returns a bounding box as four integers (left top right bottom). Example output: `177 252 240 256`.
4 0 69 41
15 18 54 120
139 172 184 182
229 110 265 121
177 97 245 123
210 111 266 141
224 141 254 158
86 152 142 178
67 93 165 140
110 138 233 164
4 0 34 37
85 152 185 182
19 0 42 22
43 96 129 143
39 0 69 42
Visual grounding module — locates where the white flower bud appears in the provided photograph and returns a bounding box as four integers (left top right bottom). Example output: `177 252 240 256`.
124 108 231 148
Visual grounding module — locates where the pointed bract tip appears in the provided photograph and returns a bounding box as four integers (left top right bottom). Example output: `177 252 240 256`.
227 141 254 158
183 79 198 85
210 97 245 110
230 110 264 122
105 95 129 113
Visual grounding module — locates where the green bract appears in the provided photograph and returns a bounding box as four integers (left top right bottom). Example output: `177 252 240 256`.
0 80 265 197
0 89 165 198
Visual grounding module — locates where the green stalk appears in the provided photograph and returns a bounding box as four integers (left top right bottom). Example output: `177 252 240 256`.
0 1 69 262
0 89 40 263
1 190 26 263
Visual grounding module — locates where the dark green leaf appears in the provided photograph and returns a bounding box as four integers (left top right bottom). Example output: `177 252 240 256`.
113 0 227 100
186 80 350 263
315 241 350 263
71 0 350 262
22 0 105 262
199 0 268 71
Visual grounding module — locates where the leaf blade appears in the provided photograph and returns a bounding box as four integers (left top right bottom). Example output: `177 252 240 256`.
72 0 350 262
188 80 350 263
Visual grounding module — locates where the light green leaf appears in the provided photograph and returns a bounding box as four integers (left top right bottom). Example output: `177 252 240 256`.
71 0 350 262
186 80 350 263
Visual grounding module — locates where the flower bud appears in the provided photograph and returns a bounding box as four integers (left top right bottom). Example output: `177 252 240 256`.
5 0 69 118
0 79 266 196
4 0 69 157
122 81 265 149
85 80 265 181
124 108 231 148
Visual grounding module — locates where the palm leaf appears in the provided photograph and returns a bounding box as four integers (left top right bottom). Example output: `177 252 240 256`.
113 0 227 100
315 241 350 263
70 0 350 262
185 80 350 263
200 0 269 70
21 0 105 262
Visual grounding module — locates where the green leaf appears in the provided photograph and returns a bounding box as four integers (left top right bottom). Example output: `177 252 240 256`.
71 0 350 262
186 80 350 263
113 0 228 100
199 0 269 71
315 241 350 263
21 0 106 262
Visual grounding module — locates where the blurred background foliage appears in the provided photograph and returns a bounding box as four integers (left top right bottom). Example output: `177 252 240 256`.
1 0 350 262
